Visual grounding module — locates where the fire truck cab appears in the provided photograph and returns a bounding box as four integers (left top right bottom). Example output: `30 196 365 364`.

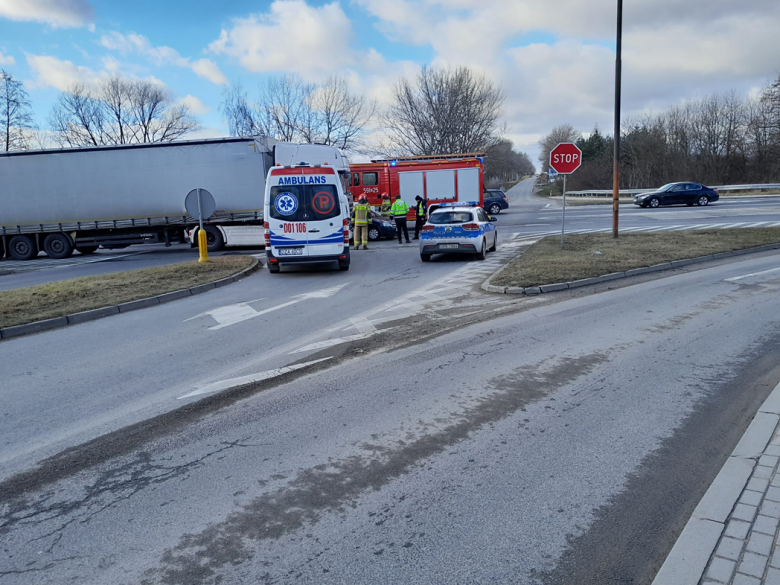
349 154 484 219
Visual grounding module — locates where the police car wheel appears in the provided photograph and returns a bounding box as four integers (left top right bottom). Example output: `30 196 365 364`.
268 263 280 273
489 235 497 252
420 253 431 262
476 240 487 261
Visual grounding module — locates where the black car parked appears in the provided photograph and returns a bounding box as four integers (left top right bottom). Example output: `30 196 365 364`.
483 190 509 214
633 182 719 208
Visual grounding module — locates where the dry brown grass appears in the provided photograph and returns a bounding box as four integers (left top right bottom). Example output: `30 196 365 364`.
492 229 780 288
0 255 254 328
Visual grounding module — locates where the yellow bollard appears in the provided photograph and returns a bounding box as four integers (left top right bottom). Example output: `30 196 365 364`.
198 228 210 263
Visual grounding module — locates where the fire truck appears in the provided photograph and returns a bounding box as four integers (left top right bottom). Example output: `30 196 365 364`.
348 154 485 219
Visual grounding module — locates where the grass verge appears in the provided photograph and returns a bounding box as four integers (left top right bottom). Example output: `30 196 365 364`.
491 229 780 288
0 255 255 329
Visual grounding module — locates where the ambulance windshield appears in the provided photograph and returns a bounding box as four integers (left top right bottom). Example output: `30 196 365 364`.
270 185 341 222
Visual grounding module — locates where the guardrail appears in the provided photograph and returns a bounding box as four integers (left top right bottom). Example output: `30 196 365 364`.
559 184 780 198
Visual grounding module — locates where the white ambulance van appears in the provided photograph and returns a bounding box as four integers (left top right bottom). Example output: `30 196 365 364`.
263 163 351 273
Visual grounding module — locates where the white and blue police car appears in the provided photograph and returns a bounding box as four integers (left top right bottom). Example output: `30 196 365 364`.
419 202 498 262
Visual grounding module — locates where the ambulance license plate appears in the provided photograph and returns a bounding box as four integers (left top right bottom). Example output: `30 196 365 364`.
278 248 303 255
440 244 459 250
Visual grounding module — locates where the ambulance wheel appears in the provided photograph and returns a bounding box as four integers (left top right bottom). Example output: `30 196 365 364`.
476 240 487 261
420 254 431 262
339 262 350 271
203 225 224 251
268 263 280 273
368 227 380 241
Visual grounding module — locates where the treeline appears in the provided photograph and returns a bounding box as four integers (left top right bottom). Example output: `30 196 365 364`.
0 66 535 184
539 76 780 190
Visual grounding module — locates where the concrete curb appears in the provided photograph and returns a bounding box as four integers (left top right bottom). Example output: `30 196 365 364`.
481 243 780 296
651 380 780 585
0 257 261 341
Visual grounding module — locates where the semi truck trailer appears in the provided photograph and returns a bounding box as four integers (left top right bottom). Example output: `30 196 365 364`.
0 137 350 261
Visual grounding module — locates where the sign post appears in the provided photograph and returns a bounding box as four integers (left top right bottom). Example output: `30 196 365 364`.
184 188 217 263
549 143 582 248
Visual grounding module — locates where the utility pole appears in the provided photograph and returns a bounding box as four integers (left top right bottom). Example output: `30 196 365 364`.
612 0 623 238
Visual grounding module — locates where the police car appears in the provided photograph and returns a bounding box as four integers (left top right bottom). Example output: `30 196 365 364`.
419 202 497 262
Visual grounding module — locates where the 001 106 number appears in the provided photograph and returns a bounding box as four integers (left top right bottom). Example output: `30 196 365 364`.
282 223 307 234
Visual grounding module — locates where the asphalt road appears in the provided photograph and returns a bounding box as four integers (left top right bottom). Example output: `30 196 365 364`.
3 233 780 583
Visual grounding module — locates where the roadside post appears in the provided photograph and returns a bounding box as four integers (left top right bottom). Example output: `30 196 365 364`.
184 188 217 263
549 143 582 248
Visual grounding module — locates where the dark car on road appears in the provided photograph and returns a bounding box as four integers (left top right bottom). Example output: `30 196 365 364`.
483 190 509 215
633 182 719 208
351 210 397 242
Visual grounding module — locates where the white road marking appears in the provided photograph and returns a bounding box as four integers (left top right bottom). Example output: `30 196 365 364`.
725 267 780 282
185 283 349 330
177 357 333 399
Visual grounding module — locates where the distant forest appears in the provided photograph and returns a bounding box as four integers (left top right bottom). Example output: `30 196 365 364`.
539 75 780 190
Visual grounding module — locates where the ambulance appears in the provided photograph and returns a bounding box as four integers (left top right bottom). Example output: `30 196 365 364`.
263 162 351 273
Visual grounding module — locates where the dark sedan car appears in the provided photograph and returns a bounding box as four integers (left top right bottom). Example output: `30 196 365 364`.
633 182 719 208
483 189 509 214
350 210 396 241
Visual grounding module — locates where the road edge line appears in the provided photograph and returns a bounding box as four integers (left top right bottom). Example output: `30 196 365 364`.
481 242 780 296
0 257 261 341
651 380 780 585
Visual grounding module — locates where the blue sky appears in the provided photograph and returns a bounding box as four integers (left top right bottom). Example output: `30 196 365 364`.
1 0 779 163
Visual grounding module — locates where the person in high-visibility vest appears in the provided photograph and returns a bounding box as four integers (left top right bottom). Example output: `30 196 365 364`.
352 195 371 250
413 195 427 240
391 194 411 244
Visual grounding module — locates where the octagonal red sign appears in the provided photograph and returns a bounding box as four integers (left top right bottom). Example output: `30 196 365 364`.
549 142 583 174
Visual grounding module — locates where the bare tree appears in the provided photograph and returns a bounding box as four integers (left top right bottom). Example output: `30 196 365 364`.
0 70 35 151
304 76 376 151
537 124 581 171
221 75 376 152
49 75 200 147
384 66 505 155
484 139 534 184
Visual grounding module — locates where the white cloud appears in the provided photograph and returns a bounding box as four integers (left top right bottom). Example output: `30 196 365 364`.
26 53 102 90
100 31 228 85
0 0 94 28
179 95 210 116
208 0 356 81
0 51 15 65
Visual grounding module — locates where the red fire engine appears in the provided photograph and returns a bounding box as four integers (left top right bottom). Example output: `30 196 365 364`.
349 154 485 219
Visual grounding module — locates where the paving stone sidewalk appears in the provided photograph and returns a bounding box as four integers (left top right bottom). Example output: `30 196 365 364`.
653 384 780 585
701 421 780 585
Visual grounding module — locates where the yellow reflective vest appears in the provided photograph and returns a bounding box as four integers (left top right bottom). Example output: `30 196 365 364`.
391 199 410 217
353 203 371 225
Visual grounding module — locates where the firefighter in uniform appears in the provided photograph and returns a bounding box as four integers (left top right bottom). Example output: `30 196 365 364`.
413 195 427 240
352 195 371 250
380 193 392 219
391 195 411 244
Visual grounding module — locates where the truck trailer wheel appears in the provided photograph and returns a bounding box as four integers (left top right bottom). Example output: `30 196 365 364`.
203 225 225 252
8 235 38 260
43 233 75 259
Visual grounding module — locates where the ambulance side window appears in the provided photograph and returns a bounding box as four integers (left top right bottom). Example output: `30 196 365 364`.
352 173 360 186
362 172 378 186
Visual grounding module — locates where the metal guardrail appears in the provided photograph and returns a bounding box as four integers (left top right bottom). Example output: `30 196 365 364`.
562 184 780 197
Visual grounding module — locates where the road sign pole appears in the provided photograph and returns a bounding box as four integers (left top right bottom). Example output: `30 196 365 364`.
612 0 623 238
561 174 567 248
197 187 210 263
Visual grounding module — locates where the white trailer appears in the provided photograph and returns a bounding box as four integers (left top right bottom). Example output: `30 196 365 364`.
0 137 350 260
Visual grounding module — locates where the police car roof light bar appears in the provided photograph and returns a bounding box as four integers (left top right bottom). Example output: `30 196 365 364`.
437 201 480 208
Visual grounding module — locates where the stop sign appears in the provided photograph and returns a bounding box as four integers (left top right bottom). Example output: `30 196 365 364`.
549 143 582 174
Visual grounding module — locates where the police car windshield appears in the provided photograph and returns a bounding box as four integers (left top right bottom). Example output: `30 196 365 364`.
270 185 340 221
429 211 473 225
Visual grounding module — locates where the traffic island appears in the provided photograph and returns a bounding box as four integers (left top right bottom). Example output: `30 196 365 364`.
0 255 258 338
483 229 780 294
